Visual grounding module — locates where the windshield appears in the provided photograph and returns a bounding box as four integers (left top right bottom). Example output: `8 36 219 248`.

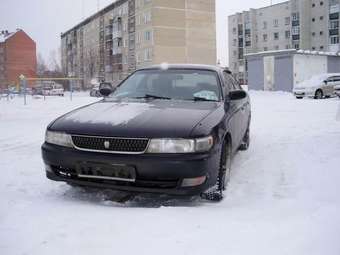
298 75 328 87
110 69 221 102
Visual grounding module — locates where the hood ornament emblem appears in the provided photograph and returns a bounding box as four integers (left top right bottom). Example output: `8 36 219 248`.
104 141 110 149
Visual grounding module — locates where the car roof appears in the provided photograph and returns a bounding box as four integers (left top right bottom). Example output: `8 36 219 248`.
138 64 227 73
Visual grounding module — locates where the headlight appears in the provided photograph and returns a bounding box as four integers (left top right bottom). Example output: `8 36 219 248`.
45 131 73 148
146 136 213 153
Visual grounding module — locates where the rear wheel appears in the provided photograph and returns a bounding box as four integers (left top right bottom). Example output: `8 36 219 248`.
296 97 303 99
314 89 323 99
201 140 231 202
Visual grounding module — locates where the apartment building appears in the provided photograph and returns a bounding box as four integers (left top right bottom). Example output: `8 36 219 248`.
0 29 37 89
228 0 340 84
61 0 216 87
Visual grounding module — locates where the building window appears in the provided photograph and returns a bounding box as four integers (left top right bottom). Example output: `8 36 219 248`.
144 30 152 41
312 47 316 50
320 16 324 20
330 36 340 44
233 27 237 34
285 30 290 38
312 18 315 22
263 34 268 41
263 47 268 51
320 31 323 35
312 32 316 36
274 32 279 40
263 21 267 29
144 11 151 24
292 26 300 35
320 1 324 6
330 20 339 29
320 46 324 50
274 19 279 27
275 45 279 50
286 45 291 49
233 39 237 46
233 50 237 56
312 3 316 7
294 43 300 49
292 13 299 21
285 17 290 25
144 48 152 61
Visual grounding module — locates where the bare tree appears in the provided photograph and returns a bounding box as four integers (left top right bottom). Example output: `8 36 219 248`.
48 49 61 73
37 53 48 76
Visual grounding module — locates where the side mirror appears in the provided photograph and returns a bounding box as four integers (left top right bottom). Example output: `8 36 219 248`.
99 82 113 97
229 90 247 101
323 80 328 85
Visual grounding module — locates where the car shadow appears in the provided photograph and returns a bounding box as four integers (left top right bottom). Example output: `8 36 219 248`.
60 185 205 208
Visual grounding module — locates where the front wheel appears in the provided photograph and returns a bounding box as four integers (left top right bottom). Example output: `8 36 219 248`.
296 97 303 99
201 140 232 202
314 89 323 99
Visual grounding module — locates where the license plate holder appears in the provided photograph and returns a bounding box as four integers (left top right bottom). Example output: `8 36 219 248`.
76 162 136 182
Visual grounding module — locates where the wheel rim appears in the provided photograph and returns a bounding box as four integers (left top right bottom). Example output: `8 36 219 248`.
316 91 323 99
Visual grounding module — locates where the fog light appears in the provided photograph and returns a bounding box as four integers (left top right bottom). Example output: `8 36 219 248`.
182 176 206 187
45 164 52 173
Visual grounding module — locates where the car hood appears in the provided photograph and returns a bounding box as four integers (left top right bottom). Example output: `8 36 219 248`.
50 100 221 138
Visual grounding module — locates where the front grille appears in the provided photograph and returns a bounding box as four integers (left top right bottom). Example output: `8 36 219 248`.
72 135 149 153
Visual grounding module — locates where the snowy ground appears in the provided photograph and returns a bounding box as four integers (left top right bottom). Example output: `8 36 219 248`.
1 92 340 255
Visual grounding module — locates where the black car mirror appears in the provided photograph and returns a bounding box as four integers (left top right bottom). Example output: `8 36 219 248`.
323 80 328 85
229 90 247 101
99 82 113 97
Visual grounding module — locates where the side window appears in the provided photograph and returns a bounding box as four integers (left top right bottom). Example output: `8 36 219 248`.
327 77 334 83
333 76 340 82
230 75 243 90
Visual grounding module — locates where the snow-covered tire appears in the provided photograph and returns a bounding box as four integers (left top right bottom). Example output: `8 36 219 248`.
239 128 250 151
314 90 323 99
201 139 231 202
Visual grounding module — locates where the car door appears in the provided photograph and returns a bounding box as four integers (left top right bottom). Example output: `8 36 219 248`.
222 71 244 151
332 76 340 95
324 76 335 96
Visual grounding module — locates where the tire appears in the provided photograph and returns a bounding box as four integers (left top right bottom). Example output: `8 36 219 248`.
314 89 323 99
239 128 250 151
296 97 303 99
201 140 232 202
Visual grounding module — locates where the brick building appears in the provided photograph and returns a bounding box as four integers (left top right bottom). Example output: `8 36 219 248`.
0 29 37 89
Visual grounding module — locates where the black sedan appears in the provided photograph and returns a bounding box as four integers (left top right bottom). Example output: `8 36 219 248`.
42 64 251 201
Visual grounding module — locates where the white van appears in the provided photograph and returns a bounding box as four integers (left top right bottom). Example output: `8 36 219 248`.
293 73 340 99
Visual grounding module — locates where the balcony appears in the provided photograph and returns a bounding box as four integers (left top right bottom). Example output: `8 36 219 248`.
292 20 300 26
330 13 339 20
112 47 123 55
112 30 122 39
329 29 339 36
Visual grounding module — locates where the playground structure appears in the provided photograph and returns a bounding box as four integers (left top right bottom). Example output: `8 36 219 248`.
1 75 84 105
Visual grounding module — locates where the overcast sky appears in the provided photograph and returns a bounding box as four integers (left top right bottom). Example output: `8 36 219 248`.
0 0 284 66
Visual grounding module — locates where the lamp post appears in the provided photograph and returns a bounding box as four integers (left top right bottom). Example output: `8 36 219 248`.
19 74 26 105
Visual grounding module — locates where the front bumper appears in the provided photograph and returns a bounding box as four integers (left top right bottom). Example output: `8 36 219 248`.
42 143 220 196
293 90 315 97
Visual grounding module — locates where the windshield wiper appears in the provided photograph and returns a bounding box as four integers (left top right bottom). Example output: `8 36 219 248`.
192 97 218 102
134 94 171 100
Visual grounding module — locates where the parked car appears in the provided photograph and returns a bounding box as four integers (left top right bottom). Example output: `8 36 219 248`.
43 84 64 96
42 65 251 201
293 73 340 99
335 85 340 98
90 85 101 97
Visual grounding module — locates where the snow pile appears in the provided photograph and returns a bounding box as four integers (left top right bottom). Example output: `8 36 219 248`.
0 92 340 255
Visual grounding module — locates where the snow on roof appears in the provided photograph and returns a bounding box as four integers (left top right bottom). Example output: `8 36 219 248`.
246 49 340 58
0 31 17 43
